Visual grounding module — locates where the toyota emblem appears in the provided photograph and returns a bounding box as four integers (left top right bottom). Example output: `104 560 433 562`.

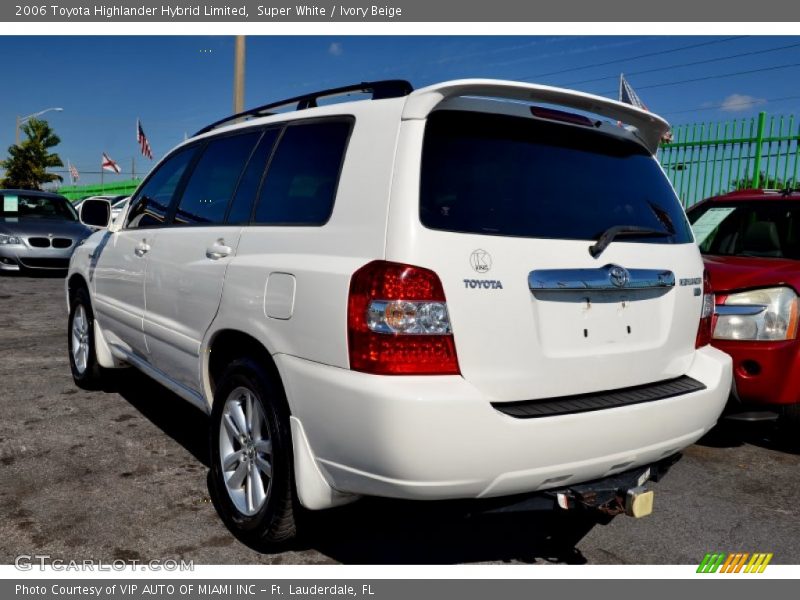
608 265 630 288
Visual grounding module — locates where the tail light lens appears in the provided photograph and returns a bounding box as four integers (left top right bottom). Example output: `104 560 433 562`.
348 260 460 375
696 270 715 348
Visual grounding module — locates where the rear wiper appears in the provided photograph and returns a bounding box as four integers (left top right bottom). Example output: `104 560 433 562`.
589 225 672 258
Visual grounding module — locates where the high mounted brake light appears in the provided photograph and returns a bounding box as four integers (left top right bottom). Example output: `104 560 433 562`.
348 261 460 375
530 106 596 128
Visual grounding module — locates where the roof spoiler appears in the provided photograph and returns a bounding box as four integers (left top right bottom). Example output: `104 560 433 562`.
402 79 671 155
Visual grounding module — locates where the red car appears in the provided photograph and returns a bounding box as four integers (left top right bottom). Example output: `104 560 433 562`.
686 188 800 430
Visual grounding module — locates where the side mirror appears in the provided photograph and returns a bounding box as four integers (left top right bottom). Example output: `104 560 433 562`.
80 198 111 228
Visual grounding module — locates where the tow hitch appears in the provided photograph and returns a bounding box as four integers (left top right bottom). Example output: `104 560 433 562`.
551 460 675 518
479 455 679 518
555 484 654 518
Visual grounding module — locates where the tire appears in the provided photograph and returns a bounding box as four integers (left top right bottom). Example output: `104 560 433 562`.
68 286 106 389
209 357 297 547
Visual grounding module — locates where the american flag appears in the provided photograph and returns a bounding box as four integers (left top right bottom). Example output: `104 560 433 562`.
68 161 79 183
137 119 153 160
619 74 647 111
101 152 121 174
618 74 673 142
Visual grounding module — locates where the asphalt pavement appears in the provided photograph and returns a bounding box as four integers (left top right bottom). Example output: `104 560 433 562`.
1 274 799 565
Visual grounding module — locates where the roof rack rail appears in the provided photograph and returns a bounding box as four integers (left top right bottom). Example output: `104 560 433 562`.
193 79 414 137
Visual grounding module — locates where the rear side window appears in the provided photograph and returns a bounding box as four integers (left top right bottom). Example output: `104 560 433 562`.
687 201 800 259
420 111 693 244
174 131 261 226
126 147 196 229
253 119 352 225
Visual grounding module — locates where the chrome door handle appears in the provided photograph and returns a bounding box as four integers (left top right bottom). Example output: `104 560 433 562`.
134 241 150 257
205 240 233 260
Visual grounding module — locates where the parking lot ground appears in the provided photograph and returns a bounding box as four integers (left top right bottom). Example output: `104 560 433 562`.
1 274 799 565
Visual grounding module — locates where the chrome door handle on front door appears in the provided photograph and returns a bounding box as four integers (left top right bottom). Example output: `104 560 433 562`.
134 241 150 257
206 240 233 260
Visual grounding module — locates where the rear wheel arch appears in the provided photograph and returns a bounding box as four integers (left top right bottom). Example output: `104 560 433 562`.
205 330 289 413
205 332 299 545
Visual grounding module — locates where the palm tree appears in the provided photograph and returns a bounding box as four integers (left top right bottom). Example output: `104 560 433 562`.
1 118 64 189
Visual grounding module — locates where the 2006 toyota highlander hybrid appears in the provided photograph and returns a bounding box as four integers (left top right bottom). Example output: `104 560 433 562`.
66 79 732 546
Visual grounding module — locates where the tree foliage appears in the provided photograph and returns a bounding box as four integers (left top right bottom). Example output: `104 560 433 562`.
731 171 794 191
0 118 64 189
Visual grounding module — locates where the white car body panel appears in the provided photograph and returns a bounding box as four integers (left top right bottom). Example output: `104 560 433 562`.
144 225 243 391
66 79 732 510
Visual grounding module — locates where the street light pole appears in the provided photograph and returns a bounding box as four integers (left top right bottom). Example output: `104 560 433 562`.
15 107 64 145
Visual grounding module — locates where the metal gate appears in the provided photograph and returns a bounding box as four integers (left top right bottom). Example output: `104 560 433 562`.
658 112 800 208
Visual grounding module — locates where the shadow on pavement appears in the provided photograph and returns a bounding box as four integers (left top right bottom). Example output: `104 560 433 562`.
110 369 211 467
107 369 603 563
293 499 599 564
697 420 800 456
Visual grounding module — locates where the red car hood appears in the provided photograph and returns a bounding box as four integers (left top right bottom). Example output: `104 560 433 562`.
703 255 800 294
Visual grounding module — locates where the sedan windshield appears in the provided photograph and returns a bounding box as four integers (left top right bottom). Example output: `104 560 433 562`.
0 193 78 221
687 201 800 260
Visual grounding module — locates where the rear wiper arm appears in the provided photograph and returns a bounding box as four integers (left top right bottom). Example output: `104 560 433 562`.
589 225 671 258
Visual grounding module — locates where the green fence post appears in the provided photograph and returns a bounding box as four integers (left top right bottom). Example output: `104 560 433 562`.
752 111 767 189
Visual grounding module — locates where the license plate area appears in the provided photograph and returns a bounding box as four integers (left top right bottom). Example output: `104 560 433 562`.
531 288 669 356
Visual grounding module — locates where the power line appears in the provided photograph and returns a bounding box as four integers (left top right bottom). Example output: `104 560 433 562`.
563 42 800 86
519 36 746 81
596 62 800 96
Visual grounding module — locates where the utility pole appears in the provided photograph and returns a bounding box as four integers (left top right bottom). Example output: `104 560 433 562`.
233 35 246 113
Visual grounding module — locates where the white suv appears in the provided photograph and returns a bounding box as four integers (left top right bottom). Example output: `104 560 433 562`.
67 79 732 546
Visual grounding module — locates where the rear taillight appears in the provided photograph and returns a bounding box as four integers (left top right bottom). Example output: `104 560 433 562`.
696 270 715 348
348 260 460 375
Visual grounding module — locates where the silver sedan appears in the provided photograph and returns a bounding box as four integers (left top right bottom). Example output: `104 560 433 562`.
0 189 93 272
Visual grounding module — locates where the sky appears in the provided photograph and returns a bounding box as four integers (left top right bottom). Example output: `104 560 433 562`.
1 35 799 187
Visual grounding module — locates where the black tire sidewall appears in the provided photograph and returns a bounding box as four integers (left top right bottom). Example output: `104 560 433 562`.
209 358 294 542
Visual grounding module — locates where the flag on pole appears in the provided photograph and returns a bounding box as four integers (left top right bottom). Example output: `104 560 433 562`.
137 119 153 160
101 152 121 174
619 73 647 111
618 73 673 142
68 161 79 183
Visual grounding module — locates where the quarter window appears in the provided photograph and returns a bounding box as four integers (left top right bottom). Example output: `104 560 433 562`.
174 131 262 226
253 120 351 225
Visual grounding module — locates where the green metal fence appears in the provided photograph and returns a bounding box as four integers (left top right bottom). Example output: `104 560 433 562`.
57 178 141 201
658 112 800 208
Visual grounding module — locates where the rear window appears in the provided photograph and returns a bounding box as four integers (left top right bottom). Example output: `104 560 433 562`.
420 111 692 244
687 200 800 260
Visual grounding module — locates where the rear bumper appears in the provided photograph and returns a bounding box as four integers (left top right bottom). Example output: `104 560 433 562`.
277 346 732 504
